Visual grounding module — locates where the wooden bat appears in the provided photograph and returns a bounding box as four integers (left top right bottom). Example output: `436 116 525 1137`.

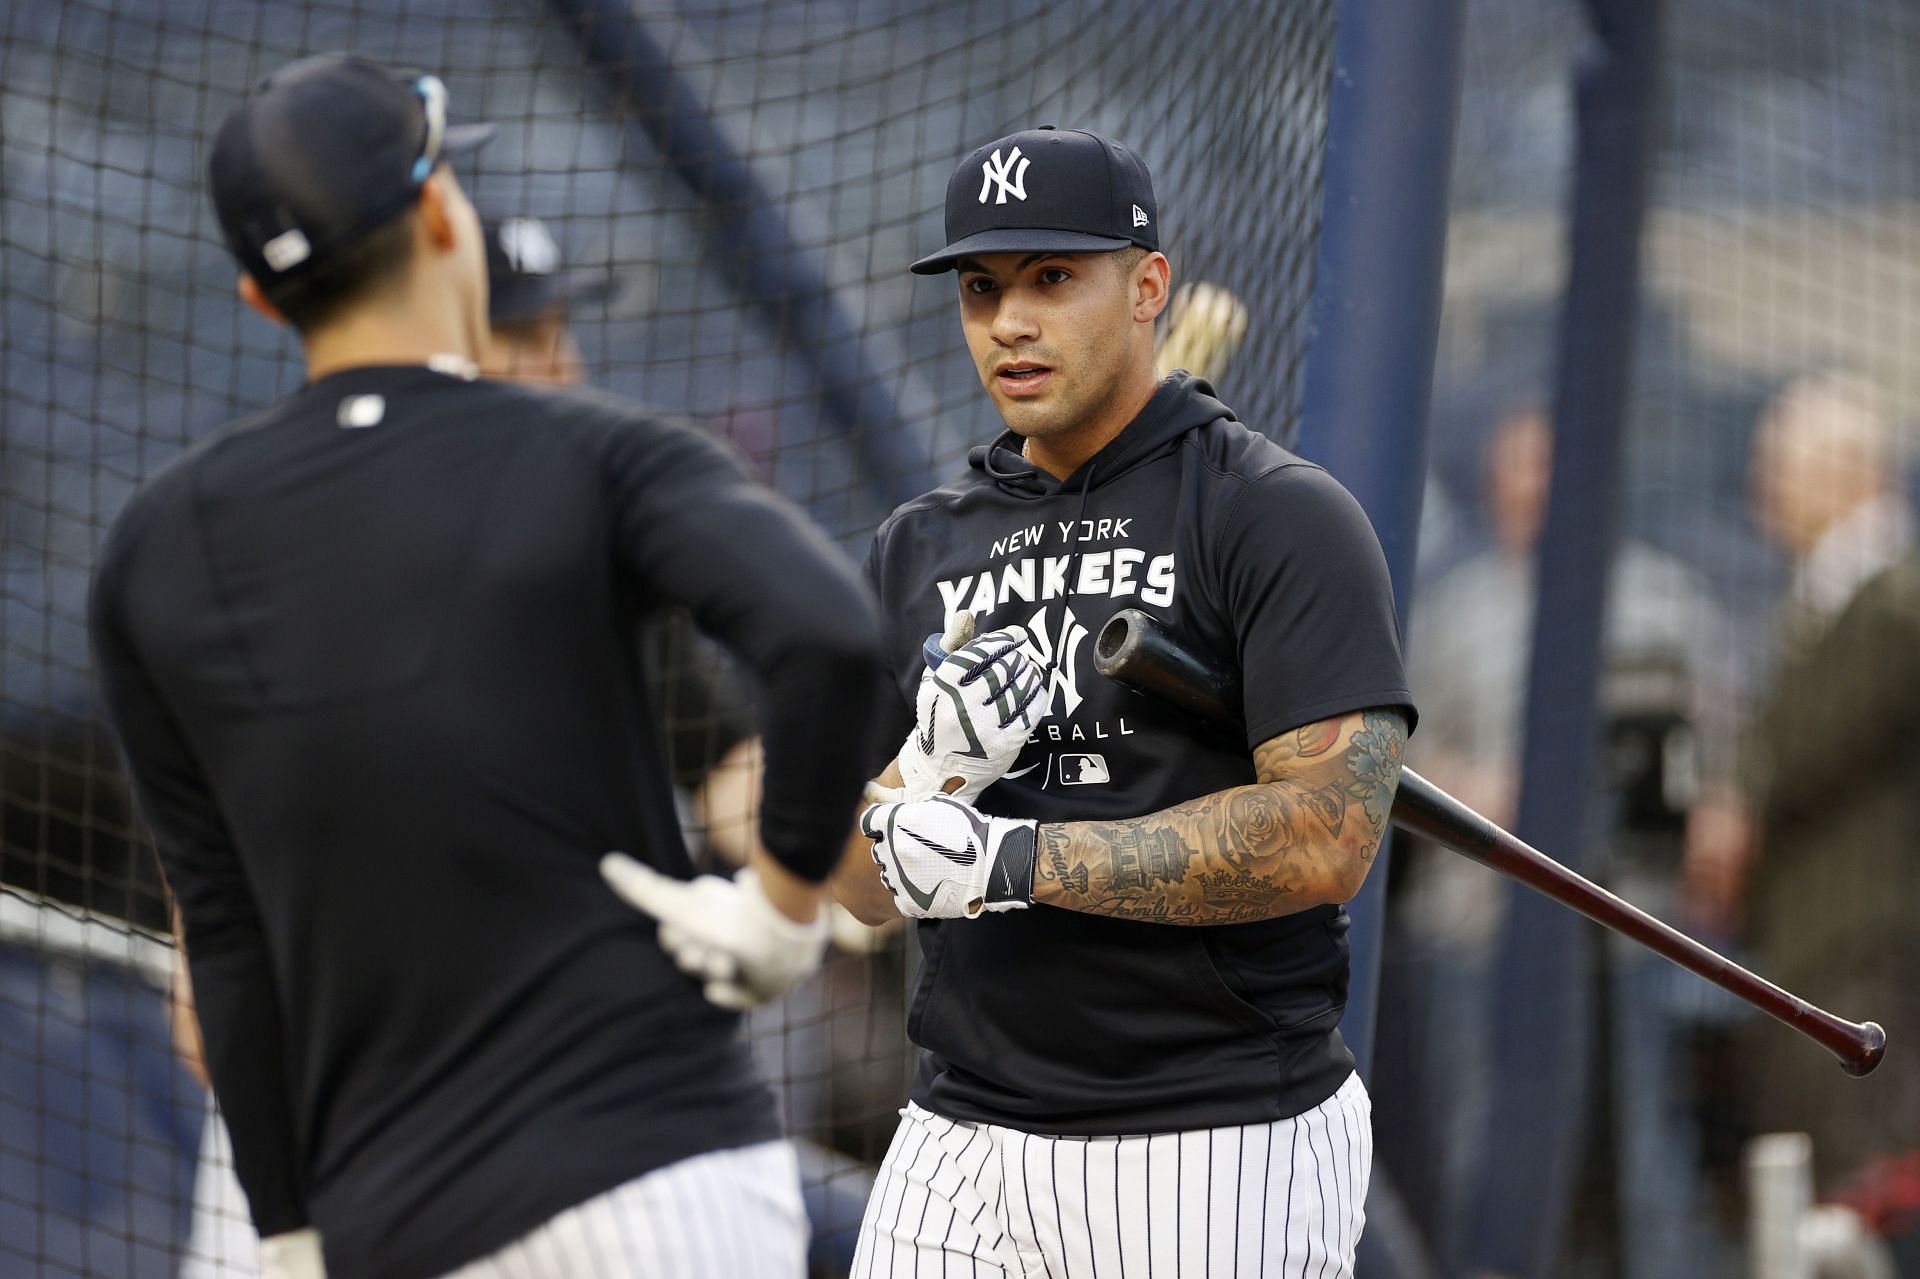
1156 282 1250 383
1092 606 1887 1078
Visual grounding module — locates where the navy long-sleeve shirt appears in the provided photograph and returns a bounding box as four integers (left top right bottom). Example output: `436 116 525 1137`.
89 364 882 1278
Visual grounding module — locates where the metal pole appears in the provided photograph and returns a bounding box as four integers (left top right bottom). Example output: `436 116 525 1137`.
1466 0 1665 1272
1294 0 1467 1081
1746 1133 1814 1279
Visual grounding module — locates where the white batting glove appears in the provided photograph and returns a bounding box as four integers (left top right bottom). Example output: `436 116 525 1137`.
600 856 830 1009
897 625 1046 801
860 794 1038 919
259 1229 326 1279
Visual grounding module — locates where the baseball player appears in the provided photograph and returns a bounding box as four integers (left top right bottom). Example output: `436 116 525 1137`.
91 54 883 1279
837 127 1416 1277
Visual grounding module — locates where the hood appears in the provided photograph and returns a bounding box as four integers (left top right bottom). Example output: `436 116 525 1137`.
967 371 1236 499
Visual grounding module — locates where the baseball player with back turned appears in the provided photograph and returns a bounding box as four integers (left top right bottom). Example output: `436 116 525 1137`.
838 127 1416 1277
90 55 883 1279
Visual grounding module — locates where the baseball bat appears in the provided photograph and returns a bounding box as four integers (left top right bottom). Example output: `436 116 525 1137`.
1156 283 1250 384
1092 606 1887 1078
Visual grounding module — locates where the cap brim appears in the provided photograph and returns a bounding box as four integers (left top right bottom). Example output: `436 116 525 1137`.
910 228 1135 275
443 122 496 160
489 273 616 328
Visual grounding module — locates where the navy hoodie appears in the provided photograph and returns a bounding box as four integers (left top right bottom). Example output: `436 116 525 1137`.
865 372 1416 1134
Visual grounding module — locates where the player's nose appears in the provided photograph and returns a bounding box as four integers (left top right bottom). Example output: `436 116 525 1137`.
989 295 1040 348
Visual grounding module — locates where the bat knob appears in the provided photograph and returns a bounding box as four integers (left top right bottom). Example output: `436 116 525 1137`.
925 609 977 669
1841 1021 1887 1077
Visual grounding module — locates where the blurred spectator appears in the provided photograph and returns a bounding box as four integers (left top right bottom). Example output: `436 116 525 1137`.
1717 371 1920 1209
1396 402 1746 1273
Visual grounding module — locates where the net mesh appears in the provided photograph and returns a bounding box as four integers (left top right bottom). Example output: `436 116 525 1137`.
0 1 1335 1272
1397 0 1920 1272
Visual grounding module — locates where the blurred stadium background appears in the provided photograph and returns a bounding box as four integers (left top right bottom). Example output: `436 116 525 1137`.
2 0 1916 1276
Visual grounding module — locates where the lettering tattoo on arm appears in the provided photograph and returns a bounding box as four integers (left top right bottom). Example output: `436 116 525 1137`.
1031 708 1407 924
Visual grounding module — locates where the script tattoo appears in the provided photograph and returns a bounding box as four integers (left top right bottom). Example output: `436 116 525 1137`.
1031 708 1407 925
1036 824 1090 895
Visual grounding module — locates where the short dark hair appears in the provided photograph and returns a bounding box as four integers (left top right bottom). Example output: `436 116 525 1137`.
1112 245 1149 275
261 210 418 334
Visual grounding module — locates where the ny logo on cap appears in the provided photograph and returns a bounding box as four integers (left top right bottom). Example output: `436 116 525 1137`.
979 146 1031 205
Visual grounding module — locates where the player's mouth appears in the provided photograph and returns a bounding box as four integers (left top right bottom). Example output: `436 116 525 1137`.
995 361 1054 398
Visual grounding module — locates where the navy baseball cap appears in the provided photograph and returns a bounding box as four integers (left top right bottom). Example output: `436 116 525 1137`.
209 54 495 285
483 217 612 328
910 126 1158 275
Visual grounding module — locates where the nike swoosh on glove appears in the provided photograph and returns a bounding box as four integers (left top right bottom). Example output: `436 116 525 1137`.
859 794 1037 919
600 857 830 1009
897 625 1046 802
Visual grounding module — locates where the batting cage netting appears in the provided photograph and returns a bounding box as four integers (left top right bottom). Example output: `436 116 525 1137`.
1391 1 1920 1276
1 1 1334 1273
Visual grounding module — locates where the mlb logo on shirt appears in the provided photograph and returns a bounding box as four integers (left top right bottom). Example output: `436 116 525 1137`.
1058 754 1109 786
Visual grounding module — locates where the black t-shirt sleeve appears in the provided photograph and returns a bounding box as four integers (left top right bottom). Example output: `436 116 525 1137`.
89 534 309 1237
861 535 915 777
602 416 884 879
1219 463 1417 749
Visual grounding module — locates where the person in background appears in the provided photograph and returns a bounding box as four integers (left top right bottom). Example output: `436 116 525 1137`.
1399 402 1747 1276
1705 372 1919 1254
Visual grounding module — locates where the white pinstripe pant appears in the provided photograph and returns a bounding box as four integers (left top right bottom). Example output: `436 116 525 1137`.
440 1139 808 1278
852 1073 1370 1279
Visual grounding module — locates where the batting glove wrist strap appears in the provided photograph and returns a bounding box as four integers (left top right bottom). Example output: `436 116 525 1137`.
860 794 1037 919
981 821 1036 909
897 625 1045 801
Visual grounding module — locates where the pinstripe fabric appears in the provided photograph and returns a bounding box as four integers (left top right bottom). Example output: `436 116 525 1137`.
854 1075 1370 1278
438 1140 807 1278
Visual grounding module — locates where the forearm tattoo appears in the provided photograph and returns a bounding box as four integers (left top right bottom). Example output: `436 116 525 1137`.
1032 708 1406 924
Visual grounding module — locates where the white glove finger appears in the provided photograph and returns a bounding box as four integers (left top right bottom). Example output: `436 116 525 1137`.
258 1229 325 1279
660 932 711 980
951 633 1027 679
600 853 685 920
700 946 735 983
705 979 757 1011
968 624 1031 654
860 803 895 842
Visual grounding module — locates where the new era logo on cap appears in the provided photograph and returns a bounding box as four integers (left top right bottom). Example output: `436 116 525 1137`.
261 228 312 273
912 126 1159 274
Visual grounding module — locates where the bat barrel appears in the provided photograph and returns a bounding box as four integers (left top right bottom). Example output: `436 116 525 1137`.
1392 770 1887 1077
1094 610 1240 726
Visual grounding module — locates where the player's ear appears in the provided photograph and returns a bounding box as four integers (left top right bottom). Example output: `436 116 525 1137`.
1132 251 1171 325
236 273 288 328
416 170 460 253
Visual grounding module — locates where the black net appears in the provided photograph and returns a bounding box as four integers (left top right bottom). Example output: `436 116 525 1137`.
0 1 1336 1272
1395 0 1920 1273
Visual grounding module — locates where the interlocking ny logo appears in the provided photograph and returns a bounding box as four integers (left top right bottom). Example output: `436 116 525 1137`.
1020 604 1088 717
979 146 1031 204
